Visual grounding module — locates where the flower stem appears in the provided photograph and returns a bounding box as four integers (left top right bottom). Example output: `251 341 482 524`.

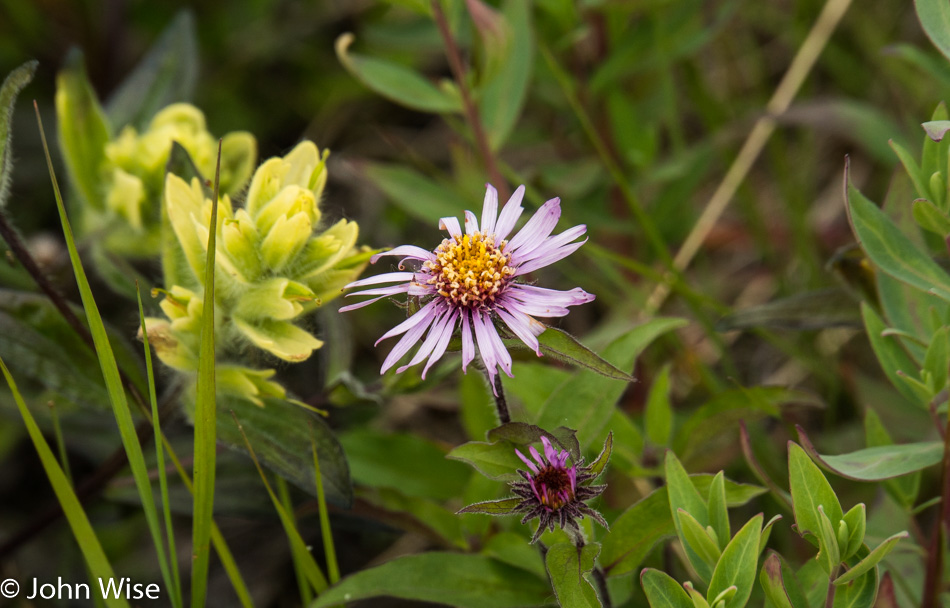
824 566 839 608
592 567 613 608
492 374 510 424
431 0 508 201
922 406 950 608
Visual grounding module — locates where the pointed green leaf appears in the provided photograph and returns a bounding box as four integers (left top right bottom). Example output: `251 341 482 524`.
916 0 950 63
457 497 522 515
923 326 950 392
831 548 879 608
684 582 710 608
864 409 920 506
833 532 908 585
798 427 942 481
760 551 809 608
642 568 693 608
708 514 763 608
788 442 842 541
55 50 111 211
522 326 638 381
678 509 722 568
861 303 924 405
546 541 602 608
336 33 462 114
666 451 712 583
707 472 730 551
841 504 866 561
846 163 950 301
588 432 613 479
913 198 950 236
816 505 841 574
308 553 551 607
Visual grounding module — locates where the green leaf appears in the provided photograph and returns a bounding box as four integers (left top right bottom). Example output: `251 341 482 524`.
665 451 712 583
363 162 464 223
447 439 526 481
840 504 866 561
308 553 551 608
55 50 111 211
861 303 924 406
588 432 613 479
478 0 533 150
522 326 638 382
833 532 908 585
678 509 722 568
890 140 929 200
482 531 547 579
641 568 693 608
546 542 602 608
708 515 763 608
457 497 522 515
0 358 129 608
831 549 879 608
217 394 352 506
846 163 950 301
645 364 673 445
601 476 765 577
788 442 842 541
0 60 37 208
760 552 809 608
797 427 942 481
923 326 950 392
536 318 687 448
864 409 920 507
336 33 462 114
916 0 950 62
486 422 580 461
913 197 950 237
104 10 197 130
707 472 730 551
816 506 841 574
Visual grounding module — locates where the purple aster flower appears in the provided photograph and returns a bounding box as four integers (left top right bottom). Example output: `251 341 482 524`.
341 184 595 388
510 436 607 543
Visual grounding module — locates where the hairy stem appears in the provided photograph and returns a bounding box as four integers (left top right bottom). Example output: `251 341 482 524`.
592 566 613 608
923 408 950 608
431 0 508 201
492 374 510 424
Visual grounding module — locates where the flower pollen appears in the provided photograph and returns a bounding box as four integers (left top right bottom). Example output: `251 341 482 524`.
425 232 514 308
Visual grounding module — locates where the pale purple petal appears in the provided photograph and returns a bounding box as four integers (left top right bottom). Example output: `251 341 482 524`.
493 185 525 242
512 224 587 266
541 436 557 464
408 281 436 296
484 316 513 378
496 307 543 355
500 296 570 319
338 294 390 312
481 184 498 236
343 283 411 298
397 309 455 374
506 285 596 308
516 448 540 474
507 198 560 253
464 210 479 236
345 271 414 289
380 317 433 373
422 310 459 378
460 310 475 372
514 238 587 276
439 216 462 239
471 310 499 390
528 445 545 469
371 245 434 264
374 300 439 346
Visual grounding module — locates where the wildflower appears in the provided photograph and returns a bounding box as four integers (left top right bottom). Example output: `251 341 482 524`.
342 184 594 387
459 434 610 543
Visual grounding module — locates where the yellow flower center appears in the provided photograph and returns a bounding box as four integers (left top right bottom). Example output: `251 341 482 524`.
425 232 514 308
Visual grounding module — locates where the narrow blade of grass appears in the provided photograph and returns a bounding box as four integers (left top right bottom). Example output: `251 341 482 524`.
47 400 72 484
232 411 329 594
136 284 183 608
0 356 129 608
278 477 315 606
35 102 175 599
311 424 340 585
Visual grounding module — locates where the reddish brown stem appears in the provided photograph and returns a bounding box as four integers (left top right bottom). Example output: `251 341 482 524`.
431 0 509 201
922 409 950 608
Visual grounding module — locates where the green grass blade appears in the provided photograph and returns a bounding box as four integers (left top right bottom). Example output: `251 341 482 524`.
232 412 329 594
278 477 315 605
47 400 72 484
191 140 223 607
0 357 129 608
311 425 340 584
35 103 175 598
136 284 183 608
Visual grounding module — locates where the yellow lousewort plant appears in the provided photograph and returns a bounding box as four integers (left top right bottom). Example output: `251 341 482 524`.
143 141 372 406
75 101 255 256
